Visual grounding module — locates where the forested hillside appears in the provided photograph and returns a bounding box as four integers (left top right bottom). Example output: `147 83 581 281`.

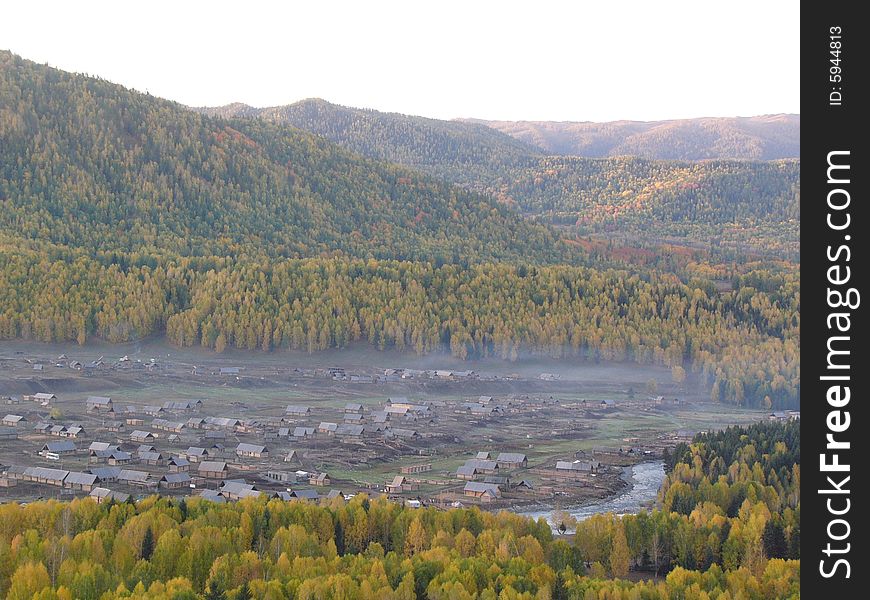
200 100 800 257
0 52 799 408
198 99 541 186
0 254 800 407
462 114 800 160
0 52 564 264
501 157 800 258
0 422 800 600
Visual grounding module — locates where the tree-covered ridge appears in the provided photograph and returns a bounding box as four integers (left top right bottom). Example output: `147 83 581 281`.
0 423 800 600
572 421 799 586
0 52 565 264
1 252 798 408
196 99 542 187
199 100 800 258
500 156 800 225
461 114 800 161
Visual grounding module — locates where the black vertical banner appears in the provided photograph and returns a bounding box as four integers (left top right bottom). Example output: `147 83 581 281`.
803 3 866 597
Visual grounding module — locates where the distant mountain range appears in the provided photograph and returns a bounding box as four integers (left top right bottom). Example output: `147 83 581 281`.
459 114 800 161
196 100 800 257
200 101 799 162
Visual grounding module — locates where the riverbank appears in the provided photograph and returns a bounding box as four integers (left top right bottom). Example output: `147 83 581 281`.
512 461 666 524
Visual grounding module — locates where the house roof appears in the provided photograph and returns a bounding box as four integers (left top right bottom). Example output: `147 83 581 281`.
464 459 498 471
162 472 191 484
87 396 112 405
42 441 76 452
139 451 163 461
118 469 150 483
24 466 69 481
89 487 129 502
387 428 418 438
65 472 98 486
464 482 501 494
292 489 320 500
88 467 122 479
198 461 228 473
204 417 240 428
496 453 527 463
198 489 226 503
335 424 364 436
89 442 116 452
236 443 267 454
220 481 256 495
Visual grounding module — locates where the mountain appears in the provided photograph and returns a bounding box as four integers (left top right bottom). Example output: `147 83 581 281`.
459 114 800 161
196 100 800 257
196 98 542 194
0 51 565 265
0 52 799 408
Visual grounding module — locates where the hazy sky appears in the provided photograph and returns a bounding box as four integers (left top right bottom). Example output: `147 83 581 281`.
2 0 799 121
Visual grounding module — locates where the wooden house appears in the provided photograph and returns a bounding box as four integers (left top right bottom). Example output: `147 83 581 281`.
86 396 113 412
198 461 229 479
160 472 192 489
236 443 269 459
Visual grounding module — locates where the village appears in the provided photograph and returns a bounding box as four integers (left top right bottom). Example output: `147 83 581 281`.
0 343 779 510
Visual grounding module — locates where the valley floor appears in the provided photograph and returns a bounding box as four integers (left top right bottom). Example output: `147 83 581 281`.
1 340 766 509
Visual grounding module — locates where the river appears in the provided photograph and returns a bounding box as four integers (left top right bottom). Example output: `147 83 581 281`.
515 461 666 524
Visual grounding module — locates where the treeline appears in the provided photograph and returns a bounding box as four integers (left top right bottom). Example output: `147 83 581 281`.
0 253 799 408
0 421 800 600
